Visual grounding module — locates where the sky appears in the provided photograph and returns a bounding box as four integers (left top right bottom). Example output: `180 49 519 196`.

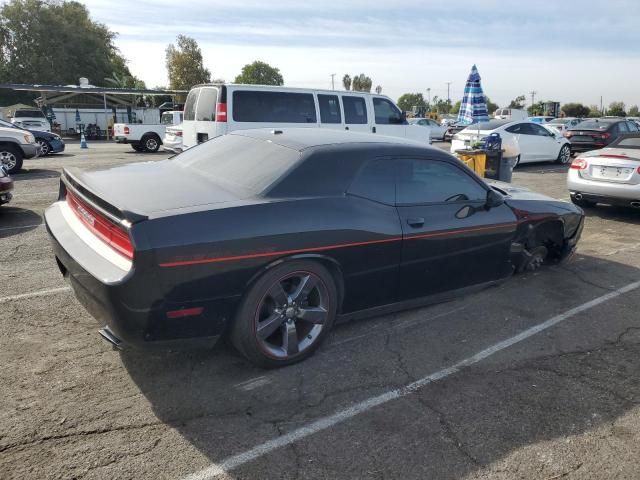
83 0 640 109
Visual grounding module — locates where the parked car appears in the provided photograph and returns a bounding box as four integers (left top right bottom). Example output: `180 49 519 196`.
0 118 64 156
0 165 13 206
0 124 39 173
113 110 183 153
45 128 584 367
493 108 528 121
10 108 50 132
546 117 584 133
451 120 572 165
181 84 431 150
162 124 183 153
567 134 640 209
445 122 467 141
529 116 555 124
409 117 447 141
564 118 639 153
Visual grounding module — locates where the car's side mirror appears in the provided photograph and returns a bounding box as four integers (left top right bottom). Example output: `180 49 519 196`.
401 111 407 124
485 189 504 209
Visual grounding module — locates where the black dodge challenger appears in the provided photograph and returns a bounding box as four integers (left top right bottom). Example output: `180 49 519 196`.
45 129 584 367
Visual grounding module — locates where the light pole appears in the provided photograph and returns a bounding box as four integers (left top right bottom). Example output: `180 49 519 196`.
330 73 335 90
446 82 452 106
427 87 431 106
530 90 537 110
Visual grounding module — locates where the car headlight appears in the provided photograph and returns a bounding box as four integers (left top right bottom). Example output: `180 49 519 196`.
24 134 35 144
53 134 61 140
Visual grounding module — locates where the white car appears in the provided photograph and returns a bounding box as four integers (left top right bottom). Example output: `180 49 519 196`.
567 134 640 209
493 108 528 121
114 110 183 153
10 109 50 132
451 120 572 166
163 123 183 153
409 118 447 141
546 117 584 133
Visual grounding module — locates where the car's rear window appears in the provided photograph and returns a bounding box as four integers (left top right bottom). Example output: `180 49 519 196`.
573 120 614 130
173 134 300 194
462 120 509 131
183 88 200 121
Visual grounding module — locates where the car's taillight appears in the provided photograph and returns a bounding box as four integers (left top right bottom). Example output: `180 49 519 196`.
637 166 640 174
215 102 227 122
176 131 183 137
563 131 572 138
66 191 133 259
598 132 610 139
570 158 588 170
124 126 130 135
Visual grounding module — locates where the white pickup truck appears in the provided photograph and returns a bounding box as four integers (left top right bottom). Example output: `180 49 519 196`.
113 111 183 152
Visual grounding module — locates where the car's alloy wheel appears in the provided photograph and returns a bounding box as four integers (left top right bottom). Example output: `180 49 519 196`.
231 260 337 368
143 136 160 152
0 150 17 171
37 139 50 156
557 144 571 164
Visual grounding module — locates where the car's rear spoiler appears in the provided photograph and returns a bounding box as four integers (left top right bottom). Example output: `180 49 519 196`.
60 167 148 225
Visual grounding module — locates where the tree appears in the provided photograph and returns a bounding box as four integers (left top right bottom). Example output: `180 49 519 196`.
375 85 382 94
450 100 461 114
628 105 640 116
397 93 426 112
561 103 590 118
485 96 499 115
607 101 626 117
234 61 283 85
527 101 546 115
588 105 602 118
342 74 351 91
165 35 211 90
508 95 526 109
0 0 132 103
351 73 372 92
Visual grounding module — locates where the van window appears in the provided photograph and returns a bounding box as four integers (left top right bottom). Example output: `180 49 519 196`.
196 88 218 121
161 112 175 125
373 98 403 125
233 91 317 123
342 96 367 124
318 94 341 124
184 88 200 121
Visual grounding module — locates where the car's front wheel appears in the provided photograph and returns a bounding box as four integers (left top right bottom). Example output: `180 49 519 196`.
36 138 51 156
556 144 571 164
0 145 23 174
231 260 338 368
142 134 160 153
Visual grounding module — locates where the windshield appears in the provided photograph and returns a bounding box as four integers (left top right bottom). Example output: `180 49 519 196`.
173 133 300 194
14 110 45 118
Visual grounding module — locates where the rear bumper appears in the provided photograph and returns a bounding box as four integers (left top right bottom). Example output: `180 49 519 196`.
44 201 232 350
569 142 605 153
114 136 131 144
0 177 12 204
568 173 640 201
570 192 640 208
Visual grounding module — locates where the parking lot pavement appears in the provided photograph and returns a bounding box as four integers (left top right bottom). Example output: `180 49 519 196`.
1 143 639 479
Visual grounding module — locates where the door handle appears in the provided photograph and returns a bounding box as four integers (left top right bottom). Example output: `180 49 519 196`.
372 126 377 133
406 217 424 228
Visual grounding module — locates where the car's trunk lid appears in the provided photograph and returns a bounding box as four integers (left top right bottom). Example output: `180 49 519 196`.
576 148 640 185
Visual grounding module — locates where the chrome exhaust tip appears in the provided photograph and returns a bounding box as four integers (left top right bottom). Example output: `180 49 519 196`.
574 193 583 200
98 326 123 350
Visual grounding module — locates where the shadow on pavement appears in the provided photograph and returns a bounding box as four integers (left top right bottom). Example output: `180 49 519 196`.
0 207 42 238
120 254 640 478
583 204 640 225
11 168 61 180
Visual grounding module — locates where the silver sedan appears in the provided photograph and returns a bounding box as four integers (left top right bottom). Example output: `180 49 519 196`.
567 134 640 209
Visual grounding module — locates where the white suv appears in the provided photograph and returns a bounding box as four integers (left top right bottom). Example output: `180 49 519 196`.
0 126 39 173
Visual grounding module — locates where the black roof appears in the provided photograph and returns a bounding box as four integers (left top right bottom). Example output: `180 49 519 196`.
230 128 433 152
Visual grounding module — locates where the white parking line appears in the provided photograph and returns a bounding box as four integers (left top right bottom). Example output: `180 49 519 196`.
0 223 44 232
0 286 71 304
180 279 640 480
233 376 272 392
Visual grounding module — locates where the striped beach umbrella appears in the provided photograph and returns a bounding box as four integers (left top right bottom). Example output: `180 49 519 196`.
456 65 489 125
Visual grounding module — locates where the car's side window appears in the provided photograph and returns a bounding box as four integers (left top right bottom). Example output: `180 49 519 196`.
617 122 628 133
531 124 552 136
626 122 638 132
318 94 342 124
373 98 403 125
506 123 527 134
342 96 368 124
396 158 487 205
348 158 396 205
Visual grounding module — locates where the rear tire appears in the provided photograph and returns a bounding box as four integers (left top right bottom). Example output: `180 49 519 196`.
231 260 338 368
141 134 160 153
0 145 23 174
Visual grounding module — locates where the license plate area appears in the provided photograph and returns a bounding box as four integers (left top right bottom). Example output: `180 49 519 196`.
593 165 633 181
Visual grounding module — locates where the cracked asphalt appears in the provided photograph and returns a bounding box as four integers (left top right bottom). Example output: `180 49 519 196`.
1 142 639 479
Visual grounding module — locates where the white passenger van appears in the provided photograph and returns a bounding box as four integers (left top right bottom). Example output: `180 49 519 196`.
182 84 430 149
